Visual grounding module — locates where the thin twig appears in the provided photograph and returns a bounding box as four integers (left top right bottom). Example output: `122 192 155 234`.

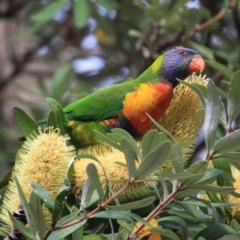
181 0 238 41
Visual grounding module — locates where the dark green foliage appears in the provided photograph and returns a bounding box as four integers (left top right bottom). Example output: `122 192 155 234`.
1 1 240 239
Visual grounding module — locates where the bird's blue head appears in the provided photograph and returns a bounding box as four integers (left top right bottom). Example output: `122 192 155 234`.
162 47 205 88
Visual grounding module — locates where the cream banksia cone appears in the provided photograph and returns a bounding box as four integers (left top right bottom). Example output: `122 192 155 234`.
0 127 75 232
227 167 240 221
158 73 209 172
73 148 156 203
72 73 209 201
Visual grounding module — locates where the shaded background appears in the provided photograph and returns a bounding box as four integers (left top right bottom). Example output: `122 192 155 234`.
0 0 239 176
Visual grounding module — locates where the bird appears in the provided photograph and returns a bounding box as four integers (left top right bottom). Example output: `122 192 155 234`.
41 46 205 149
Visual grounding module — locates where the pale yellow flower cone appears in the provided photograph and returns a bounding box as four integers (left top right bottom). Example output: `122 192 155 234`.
227 167 240 221
0 127 75 232
73 149 156 203
158 73 208 171
72 73 209 201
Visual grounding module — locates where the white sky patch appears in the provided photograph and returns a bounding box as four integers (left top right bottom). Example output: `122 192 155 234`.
38 45 49 55
73 56 105 74
81 34 98 50
185 0 200 9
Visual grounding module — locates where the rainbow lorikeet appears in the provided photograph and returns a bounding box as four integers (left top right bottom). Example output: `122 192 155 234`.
43 47 205 149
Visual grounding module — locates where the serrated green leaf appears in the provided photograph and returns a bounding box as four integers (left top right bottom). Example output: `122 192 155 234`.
158 216 188 239
168 209 199 222
216 152 240 171
52 64 74 100
196 167 234 185
206 60 233 80
183 199 240 208
221 234 240 240
8 211 36 240
213 129 240 153
217 85 228 99
91 210 133 222
204 81 221 152
55 212 80 226
29 192 46 239
86 163 105 201
219 100 227 127
158 172 198 181
176 188 206 199
187 183 234 194
52 186 69 224
212 158 233 194
112 128 141 157
193 223 236 240
141 130 168 159
120 138 136 179
94 130 122 151
48 218 87 240
177 80 207 107
168 157 185 173
146 113 176 142
118 219 135 232
29 182 54 212
107 196 155 211
46 97 66 134
73 0 91 28
135 141 171 180
231 219 240 232
184 161 208 185
151 227 181 240
72 224 84 240
47 110 56 127
67 157 75 183
190 196 221 224
31 0 68 23
81 178 95 208
15 178 37 235
13 107 39 137
74 153 109 199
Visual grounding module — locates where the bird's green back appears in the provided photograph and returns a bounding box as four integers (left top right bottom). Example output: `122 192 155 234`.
63 55 165 122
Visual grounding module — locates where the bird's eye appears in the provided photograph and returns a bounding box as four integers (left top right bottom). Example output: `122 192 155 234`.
178 50 185 55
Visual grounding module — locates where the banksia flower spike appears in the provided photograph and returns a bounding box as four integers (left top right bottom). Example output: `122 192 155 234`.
158 73 208 172
73 148 155 203
159 73 208 144
227 167 240 221
0 127 75 232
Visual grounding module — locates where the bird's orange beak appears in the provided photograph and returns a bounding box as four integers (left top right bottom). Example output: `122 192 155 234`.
188 55 205 73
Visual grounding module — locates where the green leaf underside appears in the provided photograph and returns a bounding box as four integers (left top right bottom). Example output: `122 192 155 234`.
107 196 156 211
227 70 240 126
135 141 171 179
204 81 221 152
13 107 39 137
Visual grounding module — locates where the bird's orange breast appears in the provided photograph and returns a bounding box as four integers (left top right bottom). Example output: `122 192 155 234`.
122 82 173 134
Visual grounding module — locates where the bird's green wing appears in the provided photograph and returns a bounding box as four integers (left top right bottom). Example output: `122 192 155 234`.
63 81 137 121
